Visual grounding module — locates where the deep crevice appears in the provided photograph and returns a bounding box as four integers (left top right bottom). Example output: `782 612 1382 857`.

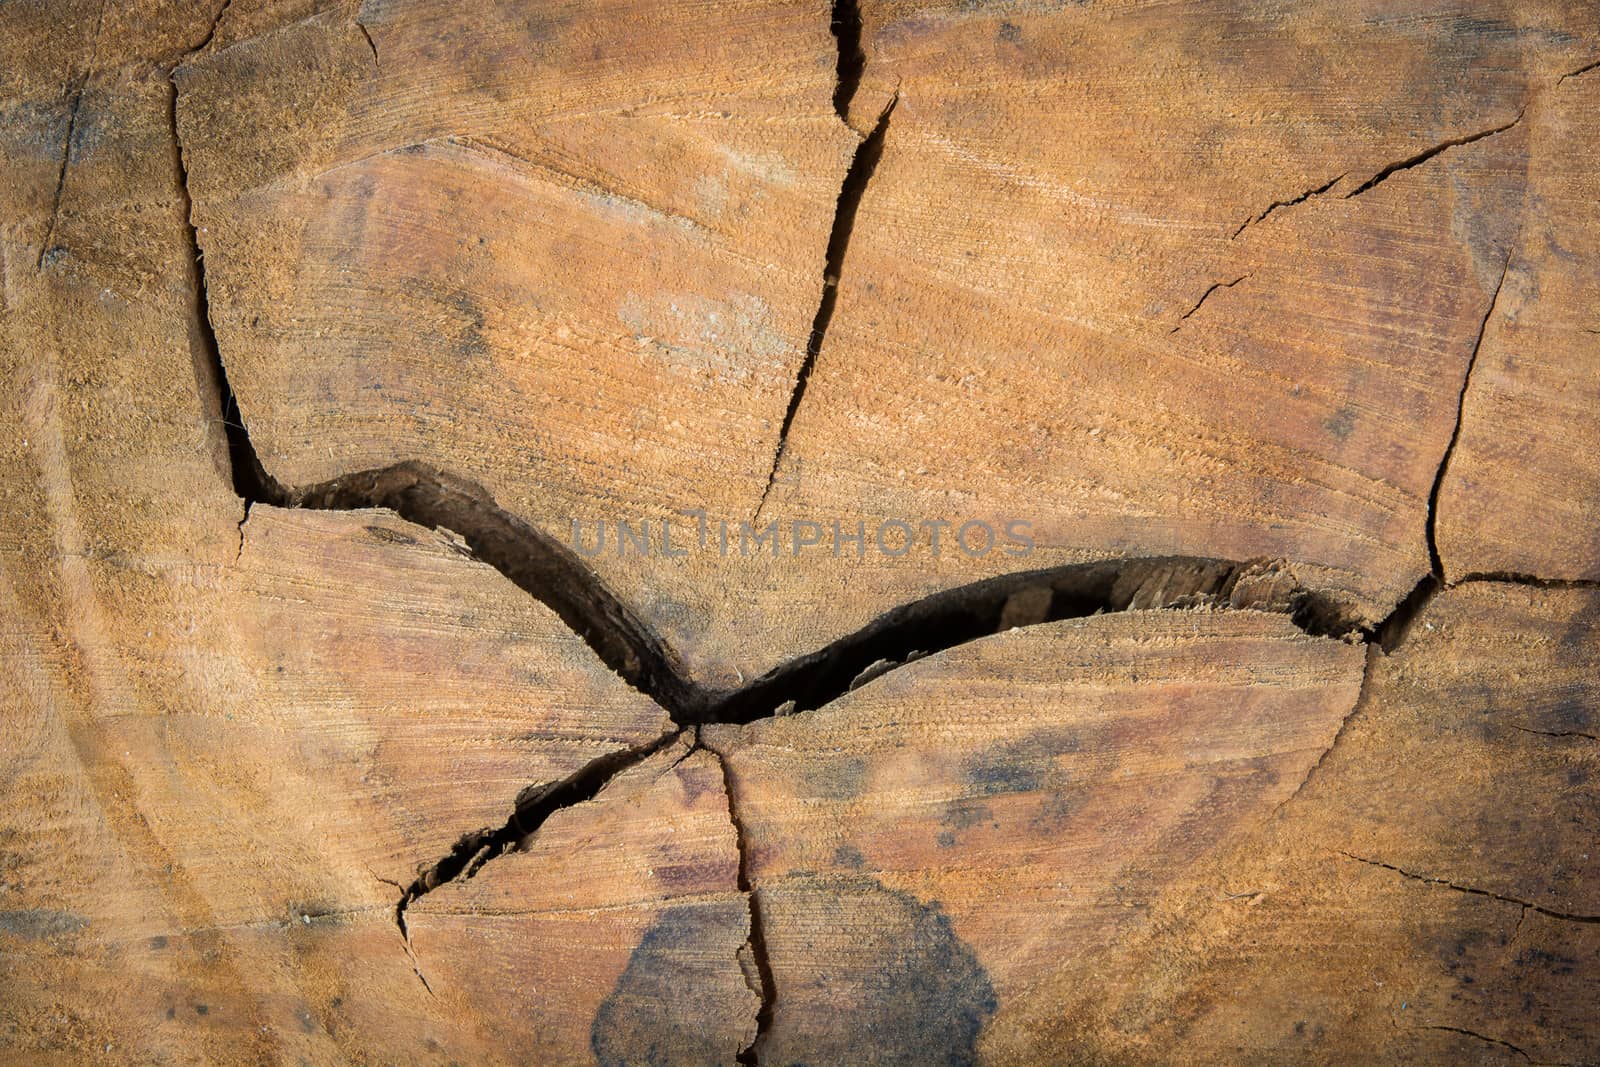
754 91 897 520
1456 571 1600 590
830 0 866 122
1375 574 1441 653
1426 255 1510 581
705 739 777 1066
697 556 1361 724
1343 112 1524 200
281 463 702 713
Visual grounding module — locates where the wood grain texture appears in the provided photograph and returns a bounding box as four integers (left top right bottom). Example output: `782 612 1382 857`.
174 0 858 690
1437 69 1600 581
765 0 1588 630
407 740 758 1066
991 584 1600 1064
173 0 1597 691
703 610 1366 1063
4 0 1599 1062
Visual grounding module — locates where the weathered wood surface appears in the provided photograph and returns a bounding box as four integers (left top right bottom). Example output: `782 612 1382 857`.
173 0 1599 690
1436 70 1600 581
2 0 1598 1063
995 583 1600 1065
703 610 1367 1063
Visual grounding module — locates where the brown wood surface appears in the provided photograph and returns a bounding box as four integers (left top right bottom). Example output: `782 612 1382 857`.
2 0 1597 1064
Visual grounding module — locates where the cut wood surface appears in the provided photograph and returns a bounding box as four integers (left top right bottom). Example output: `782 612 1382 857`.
702 610 1366 1063
2 0 1597 1063
1436 70 1600 582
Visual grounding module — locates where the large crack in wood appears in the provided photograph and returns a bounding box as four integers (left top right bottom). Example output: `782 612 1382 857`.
703 735 777 1066
1343 111 1525 200
753 87 897 522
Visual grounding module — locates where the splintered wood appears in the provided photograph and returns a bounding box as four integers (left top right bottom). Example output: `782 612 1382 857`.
2 0 1596 1063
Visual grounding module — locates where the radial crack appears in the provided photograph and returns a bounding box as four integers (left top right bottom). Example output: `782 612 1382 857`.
754 91 898 522
1231 174 1344 239
704 738 776 1066
389 726 684 993
1337 852 1600 924
1343 112 1524 200
1271 643 1379 819
1426 255 1510 581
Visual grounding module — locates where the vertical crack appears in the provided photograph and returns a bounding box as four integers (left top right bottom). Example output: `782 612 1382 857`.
1426 254 1510 581
38 87 86 269
830 0 865 123
753 0 892 521
755 91 897 520
170 75 273 506
705 737 776 1066
195 0 232 53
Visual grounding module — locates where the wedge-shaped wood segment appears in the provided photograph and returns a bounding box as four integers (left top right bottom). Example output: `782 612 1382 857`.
406 740 758 1066
175 0 1596 692
765 0 1596 635
1438 71 1600 581
703 610 1365 1062
0 496 678 1061
1 34 677 1055
171 0 856 691
994 584 1600 1064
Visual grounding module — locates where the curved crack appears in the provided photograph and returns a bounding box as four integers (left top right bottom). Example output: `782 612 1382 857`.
1171 273 1249 332
1427 254 1510 580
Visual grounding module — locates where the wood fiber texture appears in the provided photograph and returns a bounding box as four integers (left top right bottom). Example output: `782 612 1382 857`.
1 0 1597 1063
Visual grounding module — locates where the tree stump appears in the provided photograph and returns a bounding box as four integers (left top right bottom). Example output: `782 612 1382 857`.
2 0 1596 1063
